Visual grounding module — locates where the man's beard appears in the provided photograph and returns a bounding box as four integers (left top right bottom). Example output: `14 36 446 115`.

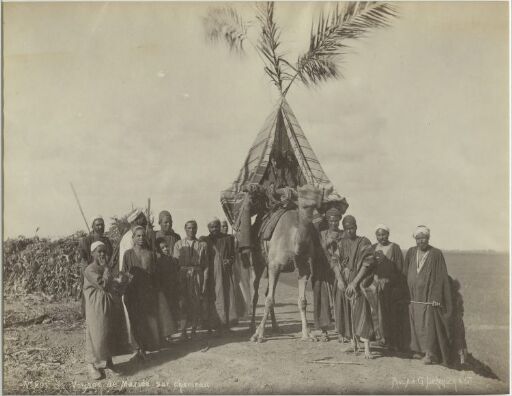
98 257 107 266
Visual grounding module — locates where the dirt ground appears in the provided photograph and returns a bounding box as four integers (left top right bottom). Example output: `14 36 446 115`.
3 275 508 395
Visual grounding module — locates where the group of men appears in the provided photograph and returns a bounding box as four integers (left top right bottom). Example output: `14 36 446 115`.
79 205 467 381
79 209 245 380
312 207 466 366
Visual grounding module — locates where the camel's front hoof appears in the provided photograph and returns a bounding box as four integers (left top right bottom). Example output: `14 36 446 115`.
364 352 374 360
250 332 264 343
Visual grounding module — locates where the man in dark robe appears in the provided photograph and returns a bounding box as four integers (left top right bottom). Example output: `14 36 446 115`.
155 210 181 323
341 215 375 358
155 237 179 339
172 220 209 340
79 216 113 318
204 218 245 335
313 207 343 341
223 220 252 318
122 226 173 359
84 241 127 379
362 224 407 351
406 225 453 365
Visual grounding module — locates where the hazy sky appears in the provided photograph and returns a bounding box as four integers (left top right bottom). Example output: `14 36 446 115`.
3 1 509 251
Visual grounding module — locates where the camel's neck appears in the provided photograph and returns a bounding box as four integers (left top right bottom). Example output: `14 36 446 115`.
298 206 314 223
294 206 315 257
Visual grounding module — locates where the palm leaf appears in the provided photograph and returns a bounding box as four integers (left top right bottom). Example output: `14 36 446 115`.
203 6 250 54
295 2 398 87
256 2 294 93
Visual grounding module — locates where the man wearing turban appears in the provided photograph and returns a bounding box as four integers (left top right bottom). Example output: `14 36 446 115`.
313 207 343 342
405 226 453 365
78 216 113 318
155 210 181 325
172 220 209 340
362 224 408 352
118 209 148 272
204 218 245 335
338 215 375 358
155 211 181 253
83 241 127 379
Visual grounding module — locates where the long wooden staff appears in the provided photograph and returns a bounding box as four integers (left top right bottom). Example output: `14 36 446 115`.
146 198 156 260
70 182 90 233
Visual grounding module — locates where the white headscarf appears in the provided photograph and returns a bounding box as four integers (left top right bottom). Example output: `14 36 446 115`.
375 224 390 233
127 208 144 223
90 241 105 253
208 217 221 226
413 225 430 238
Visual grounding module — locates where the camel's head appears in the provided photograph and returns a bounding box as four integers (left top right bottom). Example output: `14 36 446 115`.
297 185 322 219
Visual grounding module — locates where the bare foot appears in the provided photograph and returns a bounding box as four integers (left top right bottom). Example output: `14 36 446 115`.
319 332 329 342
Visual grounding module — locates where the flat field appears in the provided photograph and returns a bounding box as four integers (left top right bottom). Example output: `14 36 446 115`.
2 252 508 394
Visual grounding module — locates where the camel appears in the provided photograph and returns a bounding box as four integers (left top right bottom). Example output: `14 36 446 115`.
247 185 321 343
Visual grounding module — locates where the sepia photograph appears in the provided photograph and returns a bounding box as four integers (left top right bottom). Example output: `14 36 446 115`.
2 1 510 394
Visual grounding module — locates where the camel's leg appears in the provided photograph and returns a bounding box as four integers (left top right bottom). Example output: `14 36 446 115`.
361 337 372 359
264 281 280 333
239 251 253 319
250 262 263 334
270 306 279 333
251 268 279 343
298 274 315 341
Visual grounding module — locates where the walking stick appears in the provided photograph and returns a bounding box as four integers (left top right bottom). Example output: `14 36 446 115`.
70 182 90 233
146 197 155 258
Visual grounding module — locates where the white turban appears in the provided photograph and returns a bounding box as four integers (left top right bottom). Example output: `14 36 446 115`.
91 215 103 226
208 217 221 225
413 225 430 238
375 224 390 233
90 241 105 253
127 208 144 223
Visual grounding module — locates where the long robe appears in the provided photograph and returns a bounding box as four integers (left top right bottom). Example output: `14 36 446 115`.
79 234 113 317
406 246 453 365
155 229 181 321
362 242 406 348
205 234 245 327
313 229 343 330
232 236 252 317
338 236 375 340
155 254 180 326
172 238 208 326
84 263 127 365
122 248 173 351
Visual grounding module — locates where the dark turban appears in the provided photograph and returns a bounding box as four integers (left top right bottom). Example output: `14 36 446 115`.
158 210 172 223
342 215 357 227
326 207 342 220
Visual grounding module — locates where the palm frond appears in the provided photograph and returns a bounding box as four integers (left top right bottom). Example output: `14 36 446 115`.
296 2 398 87
203 6 250 54
256 2 295 93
